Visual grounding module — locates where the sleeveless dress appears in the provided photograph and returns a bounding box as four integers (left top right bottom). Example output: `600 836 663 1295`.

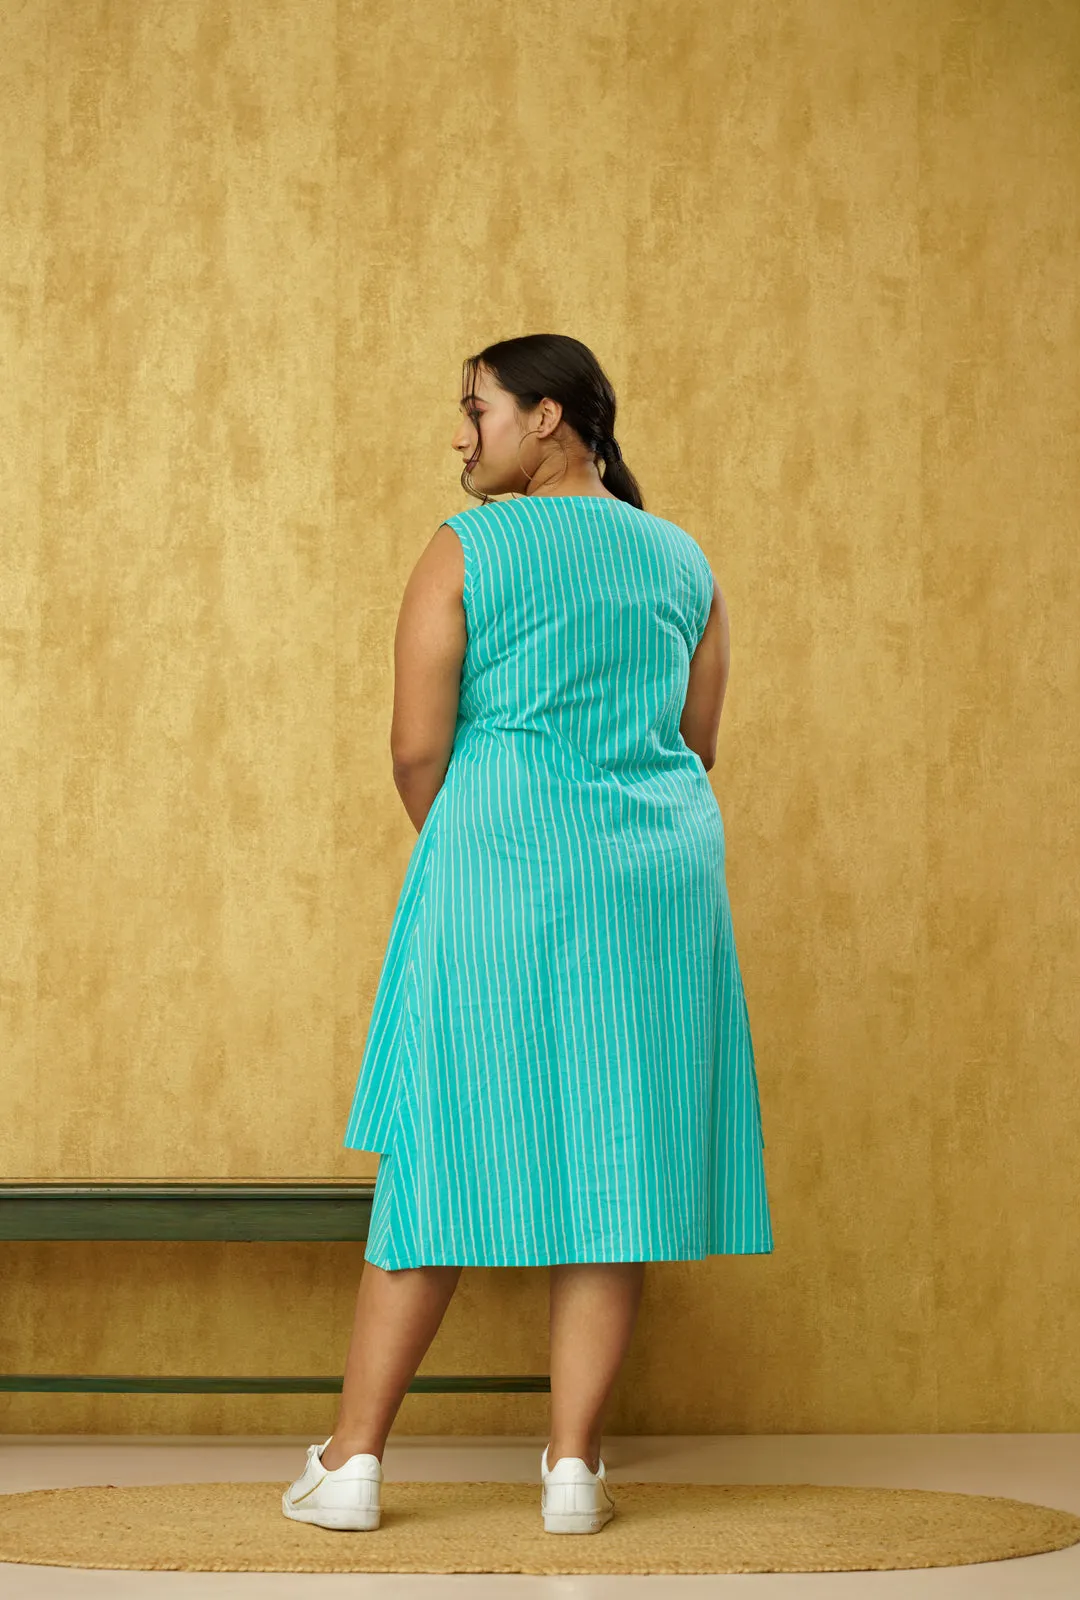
344 493 773 1268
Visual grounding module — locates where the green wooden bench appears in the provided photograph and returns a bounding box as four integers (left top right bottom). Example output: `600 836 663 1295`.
0 1181 550 1397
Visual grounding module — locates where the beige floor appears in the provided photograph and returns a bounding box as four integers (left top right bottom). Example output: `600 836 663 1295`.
1 1433 1078 1596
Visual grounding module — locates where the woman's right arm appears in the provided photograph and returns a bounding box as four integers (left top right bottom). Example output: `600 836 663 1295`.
679 577 730 772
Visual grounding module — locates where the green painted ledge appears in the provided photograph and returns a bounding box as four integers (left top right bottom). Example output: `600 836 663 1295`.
0 1181 550 1397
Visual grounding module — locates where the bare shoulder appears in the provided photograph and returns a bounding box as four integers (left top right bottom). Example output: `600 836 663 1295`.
396 523 465 605
705 577 728 631
433 521 466 565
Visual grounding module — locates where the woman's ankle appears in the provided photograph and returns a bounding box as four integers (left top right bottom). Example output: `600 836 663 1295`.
321 1435 383 1469
547 1439 600 1473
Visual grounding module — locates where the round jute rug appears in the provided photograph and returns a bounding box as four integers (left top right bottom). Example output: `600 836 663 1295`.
1 1480 1079 1574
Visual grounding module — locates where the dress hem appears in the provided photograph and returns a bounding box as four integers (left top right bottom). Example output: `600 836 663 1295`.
362 1244 775 1270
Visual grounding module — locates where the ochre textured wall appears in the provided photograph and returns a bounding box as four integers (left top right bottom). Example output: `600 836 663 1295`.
2 0 1077 1438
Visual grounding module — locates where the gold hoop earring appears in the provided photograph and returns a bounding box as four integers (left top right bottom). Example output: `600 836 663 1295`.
517 427 568 487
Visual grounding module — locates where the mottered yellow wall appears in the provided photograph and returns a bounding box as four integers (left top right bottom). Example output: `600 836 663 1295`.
2 0 1077 1438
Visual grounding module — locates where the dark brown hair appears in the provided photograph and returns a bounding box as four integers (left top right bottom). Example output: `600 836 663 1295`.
460 334 644 509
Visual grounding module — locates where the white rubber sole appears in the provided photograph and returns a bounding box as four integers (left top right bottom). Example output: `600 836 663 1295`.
543 1504 615 1534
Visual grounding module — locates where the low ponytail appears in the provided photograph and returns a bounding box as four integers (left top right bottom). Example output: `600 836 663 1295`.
595 435 644 509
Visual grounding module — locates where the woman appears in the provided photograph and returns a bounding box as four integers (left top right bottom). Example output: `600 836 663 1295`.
284 334 773 1535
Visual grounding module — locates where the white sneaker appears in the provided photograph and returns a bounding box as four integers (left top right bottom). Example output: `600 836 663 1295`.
282 1437 383 1531
541 1443 616 1533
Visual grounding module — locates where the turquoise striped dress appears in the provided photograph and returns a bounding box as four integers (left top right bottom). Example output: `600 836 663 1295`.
344 493 773 1268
